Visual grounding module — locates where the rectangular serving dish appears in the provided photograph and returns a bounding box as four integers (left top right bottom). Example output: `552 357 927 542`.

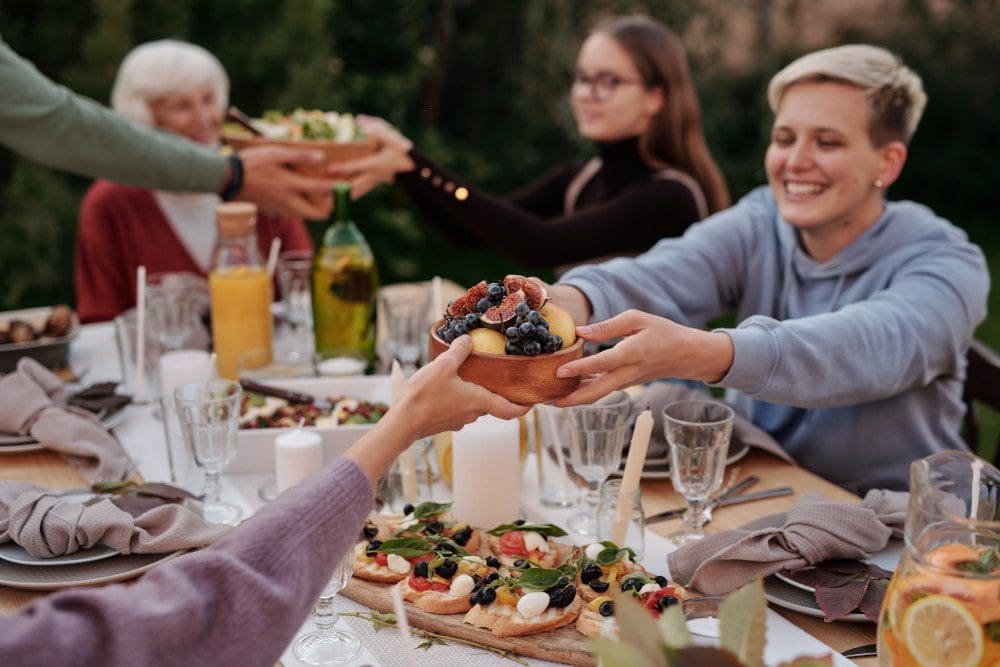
0 306 80 375
231 374 391 473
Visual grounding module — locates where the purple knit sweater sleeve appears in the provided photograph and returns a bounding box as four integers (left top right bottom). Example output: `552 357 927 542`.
0 457 373 667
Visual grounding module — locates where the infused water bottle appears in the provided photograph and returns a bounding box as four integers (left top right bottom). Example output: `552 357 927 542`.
312 183 378 368
209 202 272 379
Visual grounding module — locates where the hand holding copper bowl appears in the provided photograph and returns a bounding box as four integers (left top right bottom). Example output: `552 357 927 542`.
428 322 584 405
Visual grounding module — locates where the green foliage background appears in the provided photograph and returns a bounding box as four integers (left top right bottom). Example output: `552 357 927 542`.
1 0 998 451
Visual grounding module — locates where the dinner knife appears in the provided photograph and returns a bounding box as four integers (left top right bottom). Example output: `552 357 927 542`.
238 379 333 411
646 486 794 524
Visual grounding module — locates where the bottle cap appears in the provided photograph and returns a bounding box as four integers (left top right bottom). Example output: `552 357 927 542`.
216 202 257 236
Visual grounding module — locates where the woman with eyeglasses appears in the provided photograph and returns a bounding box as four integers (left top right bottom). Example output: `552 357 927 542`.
333 15 729 271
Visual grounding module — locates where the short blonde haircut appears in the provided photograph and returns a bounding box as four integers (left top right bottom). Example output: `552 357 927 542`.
111 39 228 127
767 44 927 146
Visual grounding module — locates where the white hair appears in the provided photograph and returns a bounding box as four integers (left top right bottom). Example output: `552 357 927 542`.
767 44 927 145
111 39 229 127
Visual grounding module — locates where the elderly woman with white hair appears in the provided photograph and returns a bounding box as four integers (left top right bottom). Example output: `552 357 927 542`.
547 44 989 494
74 39 312 323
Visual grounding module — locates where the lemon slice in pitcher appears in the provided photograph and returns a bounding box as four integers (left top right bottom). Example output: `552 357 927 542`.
902 594 984 667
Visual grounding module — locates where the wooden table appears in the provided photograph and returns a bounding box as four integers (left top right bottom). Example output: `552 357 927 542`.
1 447 875 665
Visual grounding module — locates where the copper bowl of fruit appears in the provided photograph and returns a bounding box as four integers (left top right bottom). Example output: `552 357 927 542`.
428 276 584 404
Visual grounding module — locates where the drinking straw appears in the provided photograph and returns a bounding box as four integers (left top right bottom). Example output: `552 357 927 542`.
135 266 147 402
390 585 418 667
971 458 982 521
391 361 419 503
265 237 282 280
611 409 653 545
545 407 575 502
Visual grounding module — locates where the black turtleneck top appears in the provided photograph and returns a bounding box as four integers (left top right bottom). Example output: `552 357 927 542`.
396 136 703 267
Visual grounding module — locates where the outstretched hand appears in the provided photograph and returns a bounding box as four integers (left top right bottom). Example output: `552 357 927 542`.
550 310 735 407
327 115 415 198
237 145 339 219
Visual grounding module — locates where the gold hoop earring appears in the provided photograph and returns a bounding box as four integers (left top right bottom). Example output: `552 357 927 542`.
874 178 885 189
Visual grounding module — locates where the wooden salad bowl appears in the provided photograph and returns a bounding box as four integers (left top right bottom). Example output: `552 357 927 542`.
428 321 584 405
223 132 377 176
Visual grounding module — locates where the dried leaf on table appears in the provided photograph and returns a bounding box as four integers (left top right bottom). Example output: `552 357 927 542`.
111 494 165 517
133 482 198 501
858 577 890 621
814 576 868 622
783 560 893 622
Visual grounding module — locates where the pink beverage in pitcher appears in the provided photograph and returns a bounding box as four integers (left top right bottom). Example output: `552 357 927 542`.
877 452 1000 666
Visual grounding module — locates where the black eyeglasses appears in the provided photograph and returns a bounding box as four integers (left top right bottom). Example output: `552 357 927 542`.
570 71 645 102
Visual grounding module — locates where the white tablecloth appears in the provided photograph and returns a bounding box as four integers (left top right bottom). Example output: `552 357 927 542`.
71 323 850 667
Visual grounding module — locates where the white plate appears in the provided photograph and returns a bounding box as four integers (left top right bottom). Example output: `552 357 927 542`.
0 549 185 590
0 406 129 452
0 542 119 567
744 513 903 623
611 440 750 480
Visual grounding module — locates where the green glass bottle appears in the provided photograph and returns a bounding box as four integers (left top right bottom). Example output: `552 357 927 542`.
311 183 379 367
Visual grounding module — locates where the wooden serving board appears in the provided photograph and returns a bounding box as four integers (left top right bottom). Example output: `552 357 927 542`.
342 577 597 666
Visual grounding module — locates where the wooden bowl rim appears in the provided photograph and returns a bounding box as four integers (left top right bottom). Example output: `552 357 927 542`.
429 321 584 361
221 131 377 150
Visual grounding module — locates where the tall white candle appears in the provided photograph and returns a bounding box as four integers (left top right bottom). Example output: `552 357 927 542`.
274 427 323 492
451 415 520 528
612 409 652 545
391 362 419 503
159 350 211 397
135 265 147 401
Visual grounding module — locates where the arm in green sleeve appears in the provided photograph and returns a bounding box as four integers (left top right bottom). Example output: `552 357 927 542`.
0 36 227 192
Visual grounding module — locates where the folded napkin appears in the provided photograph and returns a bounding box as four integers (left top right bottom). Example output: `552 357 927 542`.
0 357 132 483
0 480 229 558
626 382 794 464
666 489 909 595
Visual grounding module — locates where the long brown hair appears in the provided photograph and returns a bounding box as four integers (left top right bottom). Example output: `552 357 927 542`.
596 15 730 213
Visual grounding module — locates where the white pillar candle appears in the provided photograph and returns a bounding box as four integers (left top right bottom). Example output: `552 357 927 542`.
274 428 323 493
451 415 520 528
316 357 366 377
159 350 212 397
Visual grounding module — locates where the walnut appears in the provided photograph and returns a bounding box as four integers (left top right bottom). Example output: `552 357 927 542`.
7 320 35 344
43 305 74 337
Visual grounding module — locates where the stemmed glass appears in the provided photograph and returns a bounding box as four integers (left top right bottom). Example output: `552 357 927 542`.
564 391 632 535
380 287 430 377
293 549 361 665
173 380 243 526
663 400 734 546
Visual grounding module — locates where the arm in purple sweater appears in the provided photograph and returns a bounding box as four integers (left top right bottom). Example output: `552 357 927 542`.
0 457 372 667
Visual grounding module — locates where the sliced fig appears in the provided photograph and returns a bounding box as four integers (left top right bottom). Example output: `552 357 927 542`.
480 289 525 330
503 275 548 310
446 280 489 318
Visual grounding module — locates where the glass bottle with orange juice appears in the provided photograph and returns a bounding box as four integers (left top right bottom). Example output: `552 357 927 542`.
209 202 272 379
877 451 1000 666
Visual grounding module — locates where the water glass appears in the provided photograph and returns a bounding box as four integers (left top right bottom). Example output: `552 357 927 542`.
293 549 360 665
113 309 161 404
276 250 314 332
174 380 243 526
534 404 577 509
146 271 208 351
564 391 632 536
380 287 430 377
596 478 645 560
663 400 734 546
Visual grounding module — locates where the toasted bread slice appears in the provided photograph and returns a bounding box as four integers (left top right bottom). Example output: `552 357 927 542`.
396 577 471 615
487 534 562 569
351 542 408 584
576 607 616 637
464 595 583 638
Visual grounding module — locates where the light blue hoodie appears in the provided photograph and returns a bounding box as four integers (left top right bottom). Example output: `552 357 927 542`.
560 186 989 493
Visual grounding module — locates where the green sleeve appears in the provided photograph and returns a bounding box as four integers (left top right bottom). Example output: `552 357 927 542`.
0 36 227 192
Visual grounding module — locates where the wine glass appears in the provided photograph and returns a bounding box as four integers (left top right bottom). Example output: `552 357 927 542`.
146 272 207 351
663 400 734 546
276 250 314 337
173 380 243 526
564 391 632 535
293 548 361 665
380 287 430 377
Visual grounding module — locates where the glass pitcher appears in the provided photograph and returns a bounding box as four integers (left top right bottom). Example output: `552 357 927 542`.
877 451 1000 666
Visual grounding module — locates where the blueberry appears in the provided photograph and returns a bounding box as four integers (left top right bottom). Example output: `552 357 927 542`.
485 556 500 569
513 519 526 526
580 563 602 584
365 539 382 557
527 311 542 325
657 595 679 610
542 338 559 354
487 283 505 301
599 600 615 617
505 326 520 340
654 576 668 587
441 329 457 343
413 561 429 578
523 340 541 356
514 302 529 316
589 580 610 592
436 326 449 339
476 298 492 313
519 322 535 337
362 524 378 539
453 526 473 546
464 313 479 329
478 586 497 604
434 559 458 579
452 321 468 336
426 520 444 534
550 334 563 349
504 342 521 355
402 503 415 515
484 572 500 584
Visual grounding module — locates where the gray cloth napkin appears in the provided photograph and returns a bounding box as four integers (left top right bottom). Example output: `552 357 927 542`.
0 480 229 558
626 382 794 464
666 489 909 595
0 357 132 482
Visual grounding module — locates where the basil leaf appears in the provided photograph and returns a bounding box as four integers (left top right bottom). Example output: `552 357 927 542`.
956 547 1000 574
487 522 568 537
411 501 453 519
376 537 433 558
595 545 637 565
987 621 1000 643
517 568 564 590
427 536 469 557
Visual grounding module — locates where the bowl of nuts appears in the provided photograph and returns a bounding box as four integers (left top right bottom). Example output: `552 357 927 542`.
0 305 79 374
